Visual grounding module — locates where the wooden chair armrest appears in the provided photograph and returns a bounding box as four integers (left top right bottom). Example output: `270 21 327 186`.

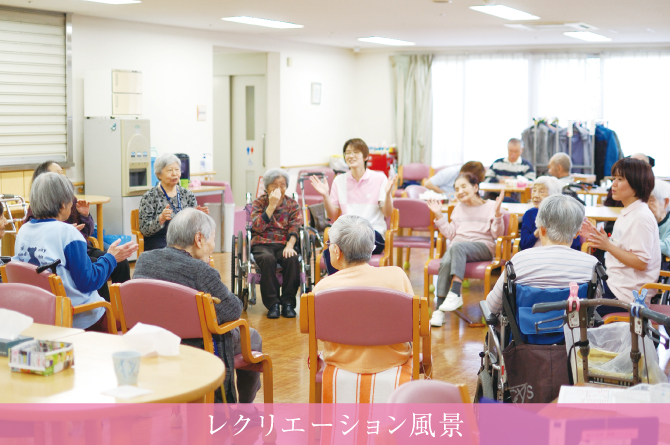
419 296 429 337
210 318 266 365
73 301 117 334
299 293 309 334
87 236 100 250
582 241 595 253
660 270 670 278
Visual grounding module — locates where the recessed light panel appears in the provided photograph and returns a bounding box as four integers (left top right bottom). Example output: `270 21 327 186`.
470 5 539 21
222 16 303 29
357 37 415 46
564 31 611 42
82 0 141 4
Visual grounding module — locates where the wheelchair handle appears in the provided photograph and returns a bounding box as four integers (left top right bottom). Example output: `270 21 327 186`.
36 259 60 275
596 263 608 281
532 301 568 314
297 172 326 184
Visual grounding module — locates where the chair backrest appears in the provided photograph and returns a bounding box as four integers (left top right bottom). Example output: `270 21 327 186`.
0 283 71 326
313 287 415 345
403 185 428 199
388 380 469 403
393 198 433 230
400 163 432 181
297 167 335 198
111 279 208 339
131 209 140 232
2 261 55 293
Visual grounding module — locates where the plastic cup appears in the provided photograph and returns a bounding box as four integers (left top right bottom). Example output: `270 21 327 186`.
112 351 141 385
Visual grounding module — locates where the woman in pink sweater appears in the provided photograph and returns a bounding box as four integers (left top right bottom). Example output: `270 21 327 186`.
426 172 505 327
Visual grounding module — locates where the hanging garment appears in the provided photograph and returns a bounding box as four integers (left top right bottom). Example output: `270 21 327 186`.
522 123 559 168
558 124 592 174
595 125 622 178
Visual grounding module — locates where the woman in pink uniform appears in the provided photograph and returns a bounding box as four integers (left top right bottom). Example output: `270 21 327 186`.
584 158 660 315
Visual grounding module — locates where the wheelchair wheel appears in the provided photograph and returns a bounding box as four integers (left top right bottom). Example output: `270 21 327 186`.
236 230 248 310
474 369 495 403
231 235 238 294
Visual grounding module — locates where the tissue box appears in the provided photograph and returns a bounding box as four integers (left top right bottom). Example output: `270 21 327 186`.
0 336 33 357
9 340 74 376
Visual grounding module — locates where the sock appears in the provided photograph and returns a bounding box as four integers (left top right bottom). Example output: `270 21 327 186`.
450 281 462 296
435 296 446 309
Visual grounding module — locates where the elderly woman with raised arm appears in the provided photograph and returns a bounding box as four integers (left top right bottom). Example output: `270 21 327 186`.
312 214 413 374
425 172 505 327
13 173 137 330
250 168 303 319
133 208 263 403
139 153 209 252
486 195 600 315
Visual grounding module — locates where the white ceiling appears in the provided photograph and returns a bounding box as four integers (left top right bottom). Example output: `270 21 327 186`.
6 0 670 49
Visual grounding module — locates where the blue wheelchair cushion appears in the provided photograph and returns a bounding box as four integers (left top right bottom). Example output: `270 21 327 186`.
515 282 589 345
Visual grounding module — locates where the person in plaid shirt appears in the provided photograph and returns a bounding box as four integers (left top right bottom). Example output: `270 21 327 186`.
251 168 303 319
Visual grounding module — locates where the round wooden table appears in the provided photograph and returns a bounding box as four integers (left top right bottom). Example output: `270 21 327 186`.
0 328 225 403
75 195 111 248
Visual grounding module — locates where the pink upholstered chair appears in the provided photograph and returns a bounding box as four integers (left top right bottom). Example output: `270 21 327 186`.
110 279 273 403
388 380 470 403
299 286 431 403
0 261 117 333
296 167 335 207
0 283 73 326
393 198 436 270
401 184 428 199
395 163 434 197
314 209 399 283
423 211 516 326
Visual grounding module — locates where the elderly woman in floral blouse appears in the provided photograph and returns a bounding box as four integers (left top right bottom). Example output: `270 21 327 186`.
251 168 303 319
139 153 209 251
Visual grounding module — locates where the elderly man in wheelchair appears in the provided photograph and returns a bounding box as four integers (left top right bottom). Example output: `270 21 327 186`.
477 194 605 403
248 168 304 320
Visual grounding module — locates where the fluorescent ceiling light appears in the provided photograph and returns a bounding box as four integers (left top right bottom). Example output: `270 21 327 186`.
222 16 303 29
82 0 141 4
469 5 539 21
564 31 611 42
357 37 415 46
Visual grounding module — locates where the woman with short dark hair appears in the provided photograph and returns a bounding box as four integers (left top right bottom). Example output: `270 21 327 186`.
584 158 660 315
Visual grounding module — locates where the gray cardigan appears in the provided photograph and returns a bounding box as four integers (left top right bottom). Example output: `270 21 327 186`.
133 246 242 402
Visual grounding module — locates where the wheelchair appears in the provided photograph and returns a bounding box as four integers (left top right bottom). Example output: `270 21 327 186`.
474 261 606 403
231 192 322 311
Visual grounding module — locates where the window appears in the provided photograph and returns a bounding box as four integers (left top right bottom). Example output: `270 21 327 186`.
0 6 71 170
432 51 670 176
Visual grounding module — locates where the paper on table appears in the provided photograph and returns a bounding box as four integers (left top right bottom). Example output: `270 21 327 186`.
557 385 624 404
418 191 447 201
102 385 153 400
0 309 33 340
123 323 181 357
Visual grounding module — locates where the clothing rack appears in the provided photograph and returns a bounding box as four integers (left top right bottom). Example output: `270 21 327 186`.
529 117 596 176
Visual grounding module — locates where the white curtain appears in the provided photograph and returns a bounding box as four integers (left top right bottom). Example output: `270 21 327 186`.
602 51 670 176
391 55 433 165
431 54 529 169
532 53 602 127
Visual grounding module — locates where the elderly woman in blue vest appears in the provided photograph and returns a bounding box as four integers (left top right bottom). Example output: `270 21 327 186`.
139 153 210 251
13 173 137 330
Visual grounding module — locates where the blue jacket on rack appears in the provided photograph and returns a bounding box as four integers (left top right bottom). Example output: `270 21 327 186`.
595 125 621 177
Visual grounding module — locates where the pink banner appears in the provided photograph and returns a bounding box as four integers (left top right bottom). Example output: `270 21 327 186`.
0 403 664 444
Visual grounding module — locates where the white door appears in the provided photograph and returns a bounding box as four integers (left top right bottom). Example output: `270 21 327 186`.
231 75 266 205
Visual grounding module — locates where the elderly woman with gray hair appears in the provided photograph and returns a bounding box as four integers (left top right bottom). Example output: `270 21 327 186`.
486 194 599 314
312 214 413 374
139 153 209 251
250 168 303 319
13 173 137 330
519 175 582 251
134 208 263 403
